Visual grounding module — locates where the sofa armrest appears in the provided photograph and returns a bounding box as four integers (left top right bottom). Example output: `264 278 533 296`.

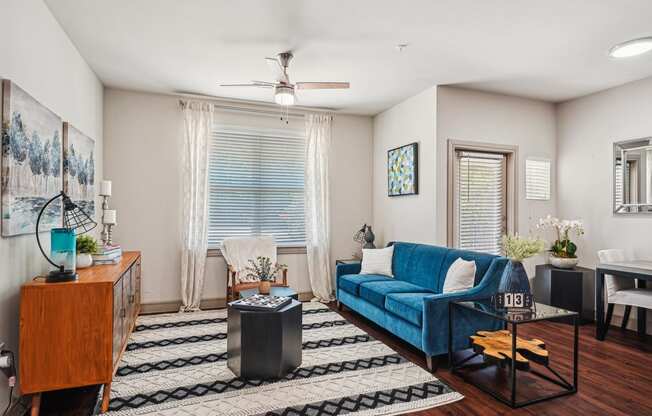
421 257 508 355
336 262 362 278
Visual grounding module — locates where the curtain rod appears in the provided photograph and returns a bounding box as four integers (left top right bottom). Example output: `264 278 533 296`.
177 92 335 119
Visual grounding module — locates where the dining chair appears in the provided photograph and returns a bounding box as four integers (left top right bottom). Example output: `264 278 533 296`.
597 249 652 337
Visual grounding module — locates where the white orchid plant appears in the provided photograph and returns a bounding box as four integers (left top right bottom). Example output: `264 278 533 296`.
536 215 584 259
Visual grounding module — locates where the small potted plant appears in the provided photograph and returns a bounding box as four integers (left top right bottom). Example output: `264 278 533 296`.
245 256 287 294
76 234 98 269
497 234 545 309
537 215 585 269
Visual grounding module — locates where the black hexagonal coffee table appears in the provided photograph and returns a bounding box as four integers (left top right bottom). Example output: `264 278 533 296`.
227 299 302 379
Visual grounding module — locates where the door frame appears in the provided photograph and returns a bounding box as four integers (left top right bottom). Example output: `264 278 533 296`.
447 139 519 249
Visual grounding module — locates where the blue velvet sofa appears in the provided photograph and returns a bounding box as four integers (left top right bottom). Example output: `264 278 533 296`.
336 241 509 371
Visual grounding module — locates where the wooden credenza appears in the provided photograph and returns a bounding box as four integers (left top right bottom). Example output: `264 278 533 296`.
20 251 141 415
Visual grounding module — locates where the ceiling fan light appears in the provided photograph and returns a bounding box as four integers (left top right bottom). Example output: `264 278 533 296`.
609 37 652 58
274 85 295 106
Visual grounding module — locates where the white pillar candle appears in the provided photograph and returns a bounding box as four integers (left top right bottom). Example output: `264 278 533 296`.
99 180 112 196
103 209 117 225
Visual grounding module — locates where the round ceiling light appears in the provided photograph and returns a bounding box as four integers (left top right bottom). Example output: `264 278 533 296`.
609 37 652 58
274 85 295 106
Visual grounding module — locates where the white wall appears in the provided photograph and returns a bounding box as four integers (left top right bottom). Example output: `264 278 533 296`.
103 88 373 305
557 76 652 332
436 87 558 239
372 87 437 245
0 0 103 408
371 85 557 268
557 77 652 265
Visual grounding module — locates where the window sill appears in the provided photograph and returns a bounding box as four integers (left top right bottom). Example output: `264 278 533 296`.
207 246 307 258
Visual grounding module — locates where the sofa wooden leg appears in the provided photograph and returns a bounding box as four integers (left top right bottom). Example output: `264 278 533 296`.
337 301 343 311
426 355 438 372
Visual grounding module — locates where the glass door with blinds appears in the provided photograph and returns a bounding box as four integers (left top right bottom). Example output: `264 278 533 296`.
207 125 306 248
453 150 507 255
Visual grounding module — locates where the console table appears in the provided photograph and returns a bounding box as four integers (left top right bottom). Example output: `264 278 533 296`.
595 261 652 340
20 251 141 415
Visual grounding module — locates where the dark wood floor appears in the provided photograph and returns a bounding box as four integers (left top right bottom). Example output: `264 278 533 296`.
39 303 652 416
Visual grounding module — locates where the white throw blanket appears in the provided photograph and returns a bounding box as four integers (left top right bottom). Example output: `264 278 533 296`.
221 236 278 283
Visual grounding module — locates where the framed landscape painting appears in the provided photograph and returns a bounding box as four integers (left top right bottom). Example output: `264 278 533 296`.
387 142 418 196
1 80 63 236
63 123 95 218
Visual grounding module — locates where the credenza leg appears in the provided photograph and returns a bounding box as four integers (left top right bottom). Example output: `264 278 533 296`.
30 393 41 416
101 382 112 413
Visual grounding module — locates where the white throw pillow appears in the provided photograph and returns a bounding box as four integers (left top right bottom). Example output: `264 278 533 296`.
360 246 394 277
442 258 476 293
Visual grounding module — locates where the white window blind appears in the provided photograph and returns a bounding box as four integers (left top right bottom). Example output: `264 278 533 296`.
207 125 306 248
525 159 551 200
455 151 507 255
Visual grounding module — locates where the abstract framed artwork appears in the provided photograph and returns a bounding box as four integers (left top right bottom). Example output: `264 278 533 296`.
1 80 63 236
63 123 95 218
387 142 418 196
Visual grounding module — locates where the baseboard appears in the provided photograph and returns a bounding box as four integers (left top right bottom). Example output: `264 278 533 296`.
141 291 314 314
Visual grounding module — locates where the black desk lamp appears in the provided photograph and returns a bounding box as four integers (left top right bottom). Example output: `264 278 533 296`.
35 191 97 282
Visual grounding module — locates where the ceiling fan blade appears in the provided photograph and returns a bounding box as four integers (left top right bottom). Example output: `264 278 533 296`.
265 57 289 84
220 83 273 88
296 82 350 90
251 80 277 86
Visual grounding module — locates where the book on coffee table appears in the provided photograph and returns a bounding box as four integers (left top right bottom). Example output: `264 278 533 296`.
229 294 292 311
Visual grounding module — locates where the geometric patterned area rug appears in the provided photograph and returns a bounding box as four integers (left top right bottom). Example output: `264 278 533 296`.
100 302 463 415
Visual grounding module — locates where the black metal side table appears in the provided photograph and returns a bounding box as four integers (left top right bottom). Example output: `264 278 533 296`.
449 299 578 408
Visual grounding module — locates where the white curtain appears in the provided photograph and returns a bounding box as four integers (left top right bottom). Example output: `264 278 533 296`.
305 114 334 301
180 101 213 312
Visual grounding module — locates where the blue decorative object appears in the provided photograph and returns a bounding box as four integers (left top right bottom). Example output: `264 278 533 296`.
50 228 77 275
335 241 509 358
495 260 533 309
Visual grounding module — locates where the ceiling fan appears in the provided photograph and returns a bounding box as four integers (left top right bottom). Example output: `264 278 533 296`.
220 51 350 106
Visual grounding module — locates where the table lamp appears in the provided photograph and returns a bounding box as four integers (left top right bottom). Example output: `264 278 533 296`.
35 191 97 282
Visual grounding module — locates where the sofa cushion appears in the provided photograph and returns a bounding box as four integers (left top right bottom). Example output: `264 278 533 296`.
385 292 432 327
359 280 434 309
438 249 497 292
391 242 449 292
339 274 393 296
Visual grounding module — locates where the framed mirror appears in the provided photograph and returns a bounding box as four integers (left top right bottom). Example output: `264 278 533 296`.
613 138 652 214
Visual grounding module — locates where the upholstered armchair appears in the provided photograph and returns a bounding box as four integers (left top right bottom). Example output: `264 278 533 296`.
221 236 288 301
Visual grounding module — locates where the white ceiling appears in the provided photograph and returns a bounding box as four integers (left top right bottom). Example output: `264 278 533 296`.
46 0 652 115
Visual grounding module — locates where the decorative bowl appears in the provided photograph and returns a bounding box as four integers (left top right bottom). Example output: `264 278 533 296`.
549 255 579 269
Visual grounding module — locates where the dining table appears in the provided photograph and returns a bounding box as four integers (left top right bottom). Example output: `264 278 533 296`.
595 260 652 340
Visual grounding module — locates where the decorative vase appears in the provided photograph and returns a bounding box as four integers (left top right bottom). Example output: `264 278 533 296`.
494 260 534 309
549 255 579 269
363 226 376 249
259 280 271 295
76 253 93 269
498 260 532 295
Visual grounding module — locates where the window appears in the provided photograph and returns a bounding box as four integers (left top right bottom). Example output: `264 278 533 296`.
454 151 507 254
448 140 517 256
207 125 306 248
525 158 551 200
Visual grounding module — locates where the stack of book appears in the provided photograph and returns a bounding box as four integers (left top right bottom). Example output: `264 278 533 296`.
92 244 122 265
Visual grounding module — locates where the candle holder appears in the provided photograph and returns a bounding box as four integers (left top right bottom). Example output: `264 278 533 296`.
106 224 115 246
100 195 110 246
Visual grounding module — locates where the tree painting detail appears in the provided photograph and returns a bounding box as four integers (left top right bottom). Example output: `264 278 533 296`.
1 80 63 236
387 142 418 196
63 123 95 218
